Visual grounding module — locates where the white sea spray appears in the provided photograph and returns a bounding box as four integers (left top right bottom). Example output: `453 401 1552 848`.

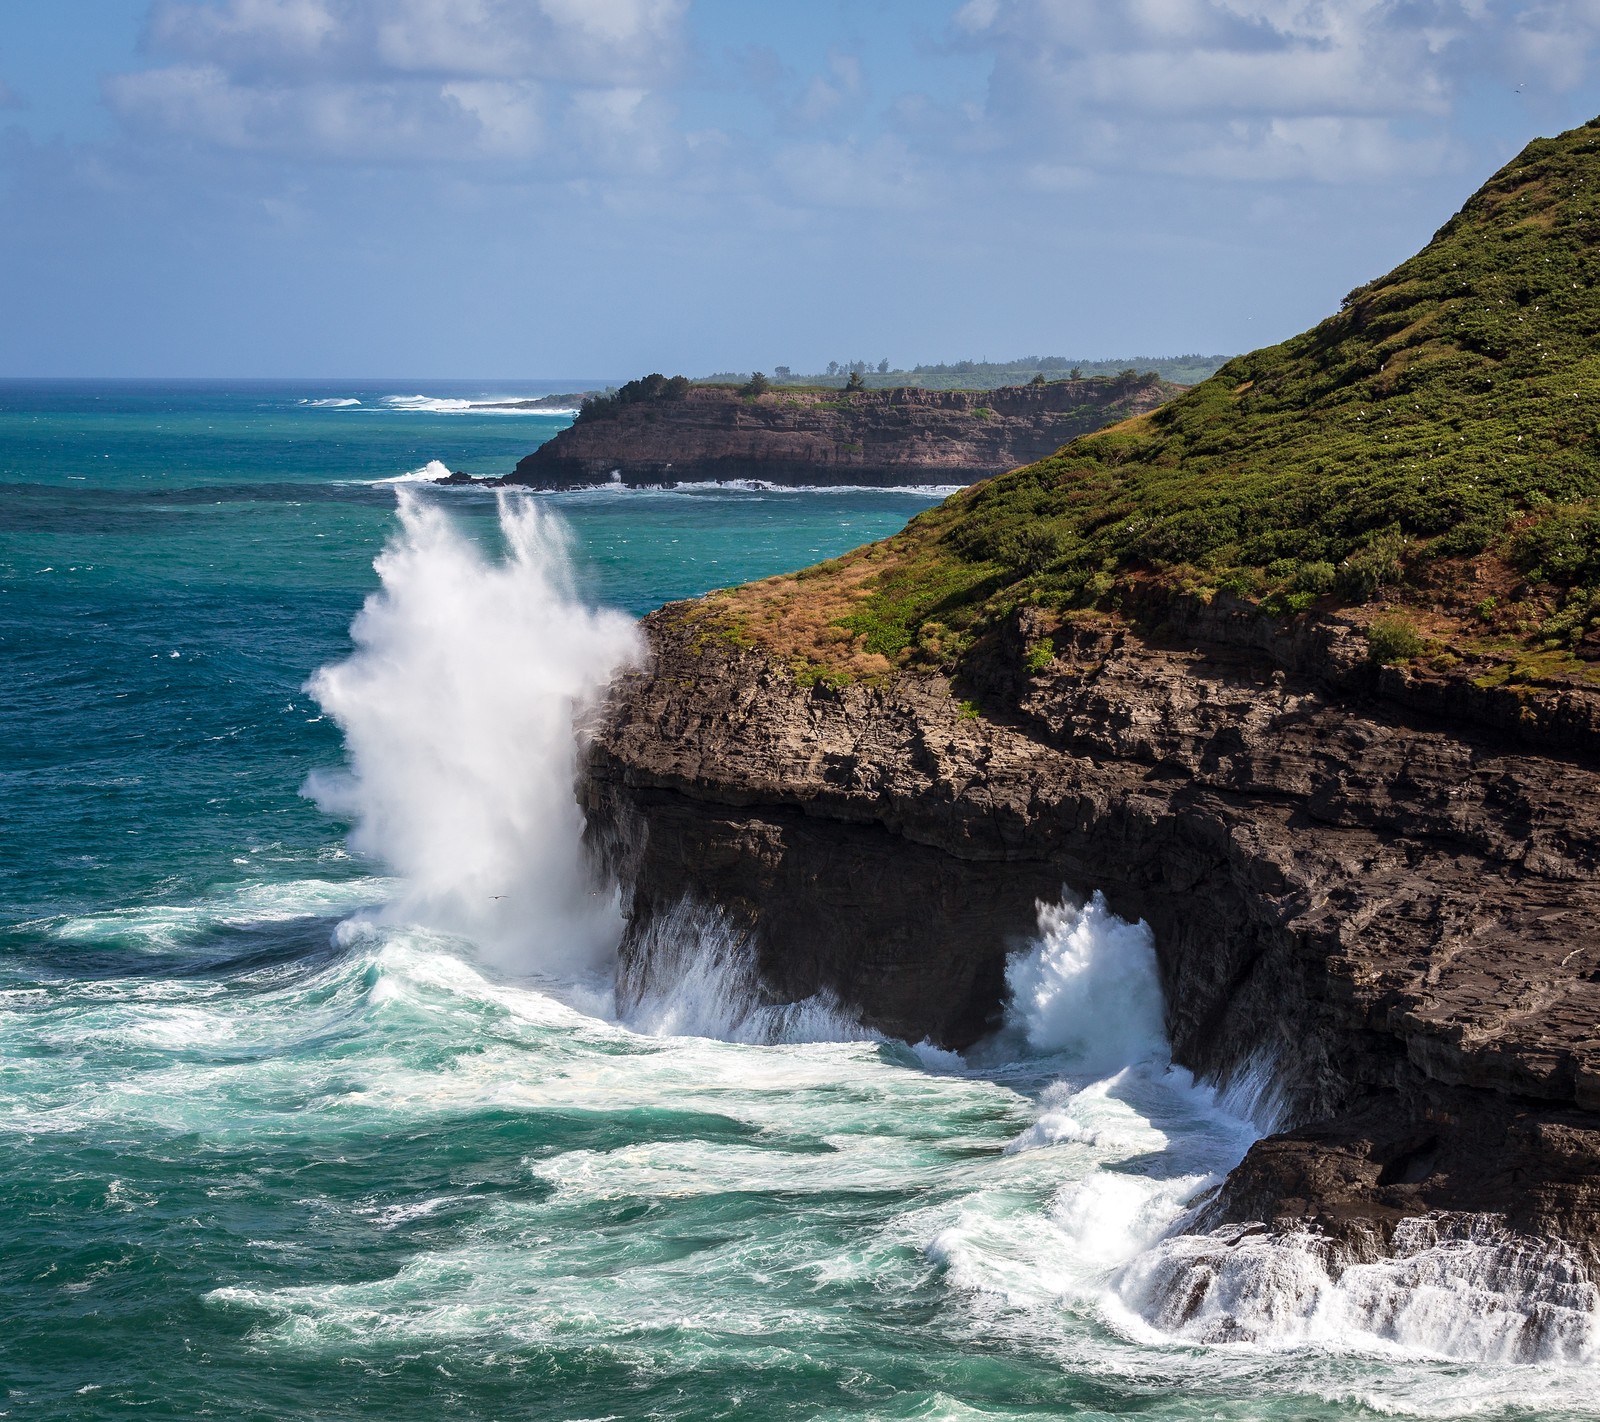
303 486 641 976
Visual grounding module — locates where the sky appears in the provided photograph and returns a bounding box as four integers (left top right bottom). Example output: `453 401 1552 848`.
4 1 1600 378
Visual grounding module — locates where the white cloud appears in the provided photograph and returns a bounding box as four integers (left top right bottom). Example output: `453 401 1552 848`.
108 64 543 160
949 0 1507 182
114 0 687 164
774 135 931 210
147 0 686 82
147 0 342 69
793 50 866 125
1506 0 1600 90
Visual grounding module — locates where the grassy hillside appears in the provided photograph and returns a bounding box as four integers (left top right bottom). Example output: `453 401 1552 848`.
703 117 1600 681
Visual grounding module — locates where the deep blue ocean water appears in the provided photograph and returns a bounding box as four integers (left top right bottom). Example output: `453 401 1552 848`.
1 381 1592 1420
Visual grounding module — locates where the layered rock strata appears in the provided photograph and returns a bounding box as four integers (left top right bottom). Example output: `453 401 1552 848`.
509 380 1178 489
583 602 1600 1260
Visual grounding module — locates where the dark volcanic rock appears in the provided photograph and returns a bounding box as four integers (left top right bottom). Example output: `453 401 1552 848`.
432 470 495 486
509 380 1178 489
582 605 1600 1258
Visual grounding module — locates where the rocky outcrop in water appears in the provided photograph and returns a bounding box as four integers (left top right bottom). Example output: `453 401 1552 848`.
581 601 1600 1266
508 379 1179 489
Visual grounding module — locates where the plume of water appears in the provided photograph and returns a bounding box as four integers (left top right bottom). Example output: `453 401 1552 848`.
1005 891 1168 1073
617 896 870 1044
304 487 641 975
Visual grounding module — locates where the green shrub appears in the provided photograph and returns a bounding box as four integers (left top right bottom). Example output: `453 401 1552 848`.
1367 615 1427 664
1293 561 1337 595
1510 504 1600 586
1335 531 1407 602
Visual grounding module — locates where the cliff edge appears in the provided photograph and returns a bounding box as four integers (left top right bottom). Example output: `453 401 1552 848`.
508 377 1179 489
578 119 1600 1309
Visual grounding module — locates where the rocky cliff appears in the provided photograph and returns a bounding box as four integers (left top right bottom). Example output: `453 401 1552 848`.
507 379 1179 489
575 120 1600 1320
583 597 1600 1267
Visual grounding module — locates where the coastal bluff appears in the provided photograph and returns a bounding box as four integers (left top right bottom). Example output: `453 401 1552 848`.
585 599 1600 1261
574 117 1600 1303
505 377 1179 489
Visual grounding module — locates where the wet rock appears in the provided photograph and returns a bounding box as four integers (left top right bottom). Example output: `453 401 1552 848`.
582 604 1600 1258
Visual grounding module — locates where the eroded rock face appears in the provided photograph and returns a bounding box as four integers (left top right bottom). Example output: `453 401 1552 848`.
509 381 1178 489
582 603 1600 1256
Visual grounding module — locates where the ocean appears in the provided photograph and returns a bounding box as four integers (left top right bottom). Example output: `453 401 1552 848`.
1 379 1593 1420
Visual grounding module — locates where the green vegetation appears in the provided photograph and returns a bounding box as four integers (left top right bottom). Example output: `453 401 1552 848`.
769 117 1600 674
698 117 1600 688
576 372 691 423
1366 615 1427 665
699 354 1231 391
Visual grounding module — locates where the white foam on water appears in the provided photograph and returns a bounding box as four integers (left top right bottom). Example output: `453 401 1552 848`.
47 875 392 954
380 395 573 416
302 397 361 408
925 889 1600 1386
1118 1217 1600 1364
616 896 871 1045
370 458 455 485
304 487 642 977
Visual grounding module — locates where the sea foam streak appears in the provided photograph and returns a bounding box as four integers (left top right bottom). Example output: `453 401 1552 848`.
304 487 641 975
383 395 576 416
372 459 454 485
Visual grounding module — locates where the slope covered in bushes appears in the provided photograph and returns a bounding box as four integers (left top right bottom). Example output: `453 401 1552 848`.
707 117 1600 677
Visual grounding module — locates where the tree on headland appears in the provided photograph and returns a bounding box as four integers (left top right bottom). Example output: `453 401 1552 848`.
575 372 691 423
741 371 771 396
1031 373 1047 386
1070 367 1083 379
845 369 866 392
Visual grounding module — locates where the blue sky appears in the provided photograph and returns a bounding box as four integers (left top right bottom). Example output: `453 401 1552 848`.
4 1 1600 378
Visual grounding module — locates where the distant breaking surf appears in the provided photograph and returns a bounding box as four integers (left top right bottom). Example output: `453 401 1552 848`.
382 395 580 417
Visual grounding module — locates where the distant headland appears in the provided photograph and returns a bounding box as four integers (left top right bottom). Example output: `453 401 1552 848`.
444 366 1200 490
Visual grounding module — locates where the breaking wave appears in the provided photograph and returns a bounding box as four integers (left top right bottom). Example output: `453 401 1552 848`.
371 459 455 486
382 395 577 416
615 896 870 1045
303 486 641 977
1120 1216 1599 1363
950 891 1600 1370
295 489 1600 1377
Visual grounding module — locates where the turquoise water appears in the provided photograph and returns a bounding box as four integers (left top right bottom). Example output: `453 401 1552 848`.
1 382 1593 1419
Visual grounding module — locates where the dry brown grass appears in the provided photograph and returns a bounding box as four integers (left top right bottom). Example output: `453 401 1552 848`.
683 545 904 680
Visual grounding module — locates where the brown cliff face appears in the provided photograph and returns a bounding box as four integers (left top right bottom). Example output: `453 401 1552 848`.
508 380 1179 489
581 603 1600 1263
